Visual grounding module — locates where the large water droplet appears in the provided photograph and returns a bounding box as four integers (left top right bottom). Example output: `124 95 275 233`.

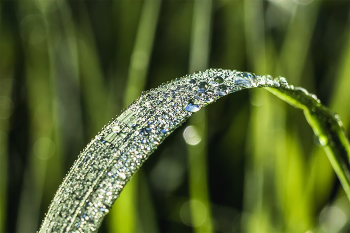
189 79 196 84
215 84 228 96
243 72 256 82
277 76 288 86
213 76 224 84
294 87 309 95
234 77 252 88
185 101 201 112
318 134 328 146
198 82 208 92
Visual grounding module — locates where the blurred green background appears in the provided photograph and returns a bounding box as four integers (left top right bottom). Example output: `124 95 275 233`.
1 0 350 232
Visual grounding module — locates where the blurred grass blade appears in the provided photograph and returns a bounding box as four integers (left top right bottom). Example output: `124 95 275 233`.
123 0 161 105
277 2 319 83
0 78 14 232
187 0 213 232
330 31 350 129
16 2 62 232
109 0 161 232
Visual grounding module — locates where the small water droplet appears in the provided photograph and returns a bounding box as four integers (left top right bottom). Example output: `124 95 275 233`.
161 128 169 134
118 172 126 179
213 76 224 84
185 101 201 112
234 77 252 88
311 94 321 103
198 82 209 92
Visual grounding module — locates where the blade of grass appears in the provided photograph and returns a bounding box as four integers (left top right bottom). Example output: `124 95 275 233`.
39 69 350 232
266 87 350 200
305 21 350 212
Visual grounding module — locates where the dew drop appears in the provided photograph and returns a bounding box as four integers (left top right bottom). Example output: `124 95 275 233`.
215 84 228 96
277 76 288 86
189 79 196 84
185 101 201 112
294 87 309 95
161 128 168 134
198 82 209 92
213 76 224 84
311 94 321 103
243 72 256 82
118 172 126 180
234 77 252 88
318 135 328 146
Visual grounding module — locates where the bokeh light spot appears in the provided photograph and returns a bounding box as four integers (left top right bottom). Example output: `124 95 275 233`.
131 51 148 70
33 138 55 160
293 0 314 5
0 96 14 119
180 200 207 227
183 125 201 145
319 206 346 233
20 15 47 44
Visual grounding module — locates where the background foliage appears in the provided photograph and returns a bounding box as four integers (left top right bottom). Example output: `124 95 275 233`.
1 0 350 232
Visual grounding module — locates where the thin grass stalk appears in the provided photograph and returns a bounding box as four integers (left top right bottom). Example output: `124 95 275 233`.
276 2 319 83
330 30 350 128
187 0 213 232
109 0 161 232
15 2 62 232
273 3 319 230
275 3 326 230
0 78 14 232
77 3 111 135
0 4 3 230
243 0 277 232
0 8 12 229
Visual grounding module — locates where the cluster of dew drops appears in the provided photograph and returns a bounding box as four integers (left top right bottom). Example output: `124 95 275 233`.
182 69 313 113
181 69 346 148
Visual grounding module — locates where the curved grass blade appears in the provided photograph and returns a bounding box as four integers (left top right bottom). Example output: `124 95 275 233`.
39 69 350 232
266 86 350 198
